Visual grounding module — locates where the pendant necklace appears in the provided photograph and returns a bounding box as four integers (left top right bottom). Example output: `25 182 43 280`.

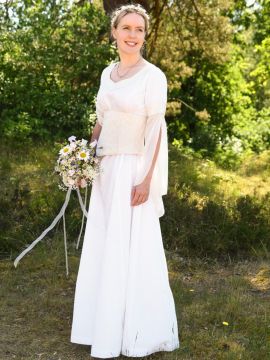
116 56 143 79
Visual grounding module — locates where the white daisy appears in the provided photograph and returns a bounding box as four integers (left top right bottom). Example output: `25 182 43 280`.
77 151 89 161
59 146 71 156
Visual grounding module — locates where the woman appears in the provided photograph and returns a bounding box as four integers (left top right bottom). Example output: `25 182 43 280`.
70 4 180 358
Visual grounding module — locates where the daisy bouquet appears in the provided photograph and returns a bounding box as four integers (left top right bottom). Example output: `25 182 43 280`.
14 135 101 277
55 135 101 190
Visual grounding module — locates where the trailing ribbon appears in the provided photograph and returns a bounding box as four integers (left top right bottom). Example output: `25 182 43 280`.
13 186 89 277
76 185 88 250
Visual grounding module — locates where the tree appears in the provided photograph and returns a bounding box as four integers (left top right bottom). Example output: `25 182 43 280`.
102 0 149 14
0 0 111 141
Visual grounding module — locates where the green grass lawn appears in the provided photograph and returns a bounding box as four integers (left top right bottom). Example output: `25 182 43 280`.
1 140 270 359
1 239 270 359
1 140 270 259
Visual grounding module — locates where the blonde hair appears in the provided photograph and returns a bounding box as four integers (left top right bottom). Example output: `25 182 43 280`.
110 4 150 38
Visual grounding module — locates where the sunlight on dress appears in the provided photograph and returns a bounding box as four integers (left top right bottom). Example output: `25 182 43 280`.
70 61 180 358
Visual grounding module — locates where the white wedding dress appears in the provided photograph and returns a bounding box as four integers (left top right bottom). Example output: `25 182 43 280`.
70 61 180 358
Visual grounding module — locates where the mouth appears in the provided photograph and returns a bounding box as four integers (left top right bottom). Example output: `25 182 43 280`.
125 41 138 47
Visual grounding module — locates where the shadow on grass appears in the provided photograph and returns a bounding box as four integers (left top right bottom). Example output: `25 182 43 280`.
162 147 270 258
1 242 270 359
1 141 270 262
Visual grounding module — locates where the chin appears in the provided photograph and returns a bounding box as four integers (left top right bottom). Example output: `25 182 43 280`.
121 46 142 55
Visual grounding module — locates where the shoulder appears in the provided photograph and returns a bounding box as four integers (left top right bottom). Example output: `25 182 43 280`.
147 62 166 76
144 62 167 91
100 62 116 82
102 62 115 73
145 62 167 83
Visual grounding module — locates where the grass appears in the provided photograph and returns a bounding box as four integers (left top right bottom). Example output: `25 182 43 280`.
168 147 270 201
162 147 270 257
0 139 84 257
1 140 270 358
1 140 270 259
1 240 270 359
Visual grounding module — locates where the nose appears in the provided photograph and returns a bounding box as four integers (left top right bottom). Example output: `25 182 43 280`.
128 30 136 38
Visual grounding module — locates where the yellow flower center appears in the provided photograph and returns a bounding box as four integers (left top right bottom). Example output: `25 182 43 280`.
80 152 87 158
63 147 69 153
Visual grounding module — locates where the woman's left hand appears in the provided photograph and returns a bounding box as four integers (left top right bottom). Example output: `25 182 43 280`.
131 179 151 206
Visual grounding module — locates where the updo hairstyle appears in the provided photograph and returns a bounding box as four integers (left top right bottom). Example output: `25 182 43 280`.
110 3 150 40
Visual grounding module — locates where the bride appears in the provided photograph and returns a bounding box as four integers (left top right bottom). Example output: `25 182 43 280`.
70 3 180 358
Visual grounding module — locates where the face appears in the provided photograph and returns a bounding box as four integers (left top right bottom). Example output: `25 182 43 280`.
112 12 146 55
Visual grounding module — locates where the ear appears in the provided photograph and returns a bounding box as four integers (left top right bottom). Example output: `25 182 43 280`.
112 27 116 40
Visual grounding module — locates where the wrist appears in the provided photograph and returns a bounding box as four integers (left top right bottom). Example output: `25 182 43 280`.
143 175 152 186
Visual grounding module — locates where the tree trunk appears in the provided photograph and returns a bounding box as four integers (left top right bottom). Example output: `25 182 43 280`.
102 0 149 15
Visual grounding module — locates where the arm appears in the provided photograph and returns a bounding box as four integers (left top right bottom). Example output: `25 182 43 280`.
131 127 161 207
131 69 167 207
91 67 105 143
143 127 161 184
90 122 102 143
76 122 102 188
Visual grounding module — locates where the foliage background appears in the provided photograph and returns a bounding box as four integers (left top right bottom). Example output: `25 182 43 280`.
0 0 270 258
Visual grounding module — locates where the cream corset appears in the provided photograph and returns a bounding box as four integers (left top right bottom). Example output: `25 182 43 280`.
95 110 147 156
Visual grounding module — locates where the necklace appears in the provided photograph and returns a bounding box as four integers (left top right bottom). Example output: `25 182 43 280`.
116 57 143 78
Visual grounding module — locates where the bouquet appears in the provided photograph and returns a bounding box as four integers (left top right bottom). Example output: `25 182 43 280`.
55 135 101 190
14 135 101 277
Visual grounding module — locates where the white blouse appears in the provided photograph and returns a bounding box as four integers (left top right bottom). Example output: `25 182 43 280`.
95 61 169 217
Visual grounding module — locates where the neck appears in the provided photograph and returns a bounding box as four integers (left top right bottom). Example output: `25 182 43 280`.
118 52 143 68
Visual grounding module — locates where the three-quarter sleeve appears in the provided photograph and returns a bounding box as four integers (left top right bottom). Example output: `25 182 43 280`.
95 68 107 126
145 69 167 117
134 68 168 217
96 92 104 126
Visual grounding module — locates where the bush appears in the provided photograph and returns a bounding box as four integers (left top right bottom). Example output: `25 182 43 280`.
0 1 113 142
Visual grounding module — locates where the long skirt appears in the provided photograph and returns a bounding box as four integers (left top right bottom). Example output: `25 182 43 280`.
70 154 180 358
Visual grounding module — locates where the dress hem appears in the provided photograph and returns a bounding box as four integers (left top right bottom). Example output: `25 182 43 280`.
70 336 92 345
71 337 180 358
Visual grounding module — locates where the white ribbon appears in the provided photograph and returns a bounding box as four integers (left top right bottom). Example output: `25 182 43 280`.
13 186 89 277
76 185 89 250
